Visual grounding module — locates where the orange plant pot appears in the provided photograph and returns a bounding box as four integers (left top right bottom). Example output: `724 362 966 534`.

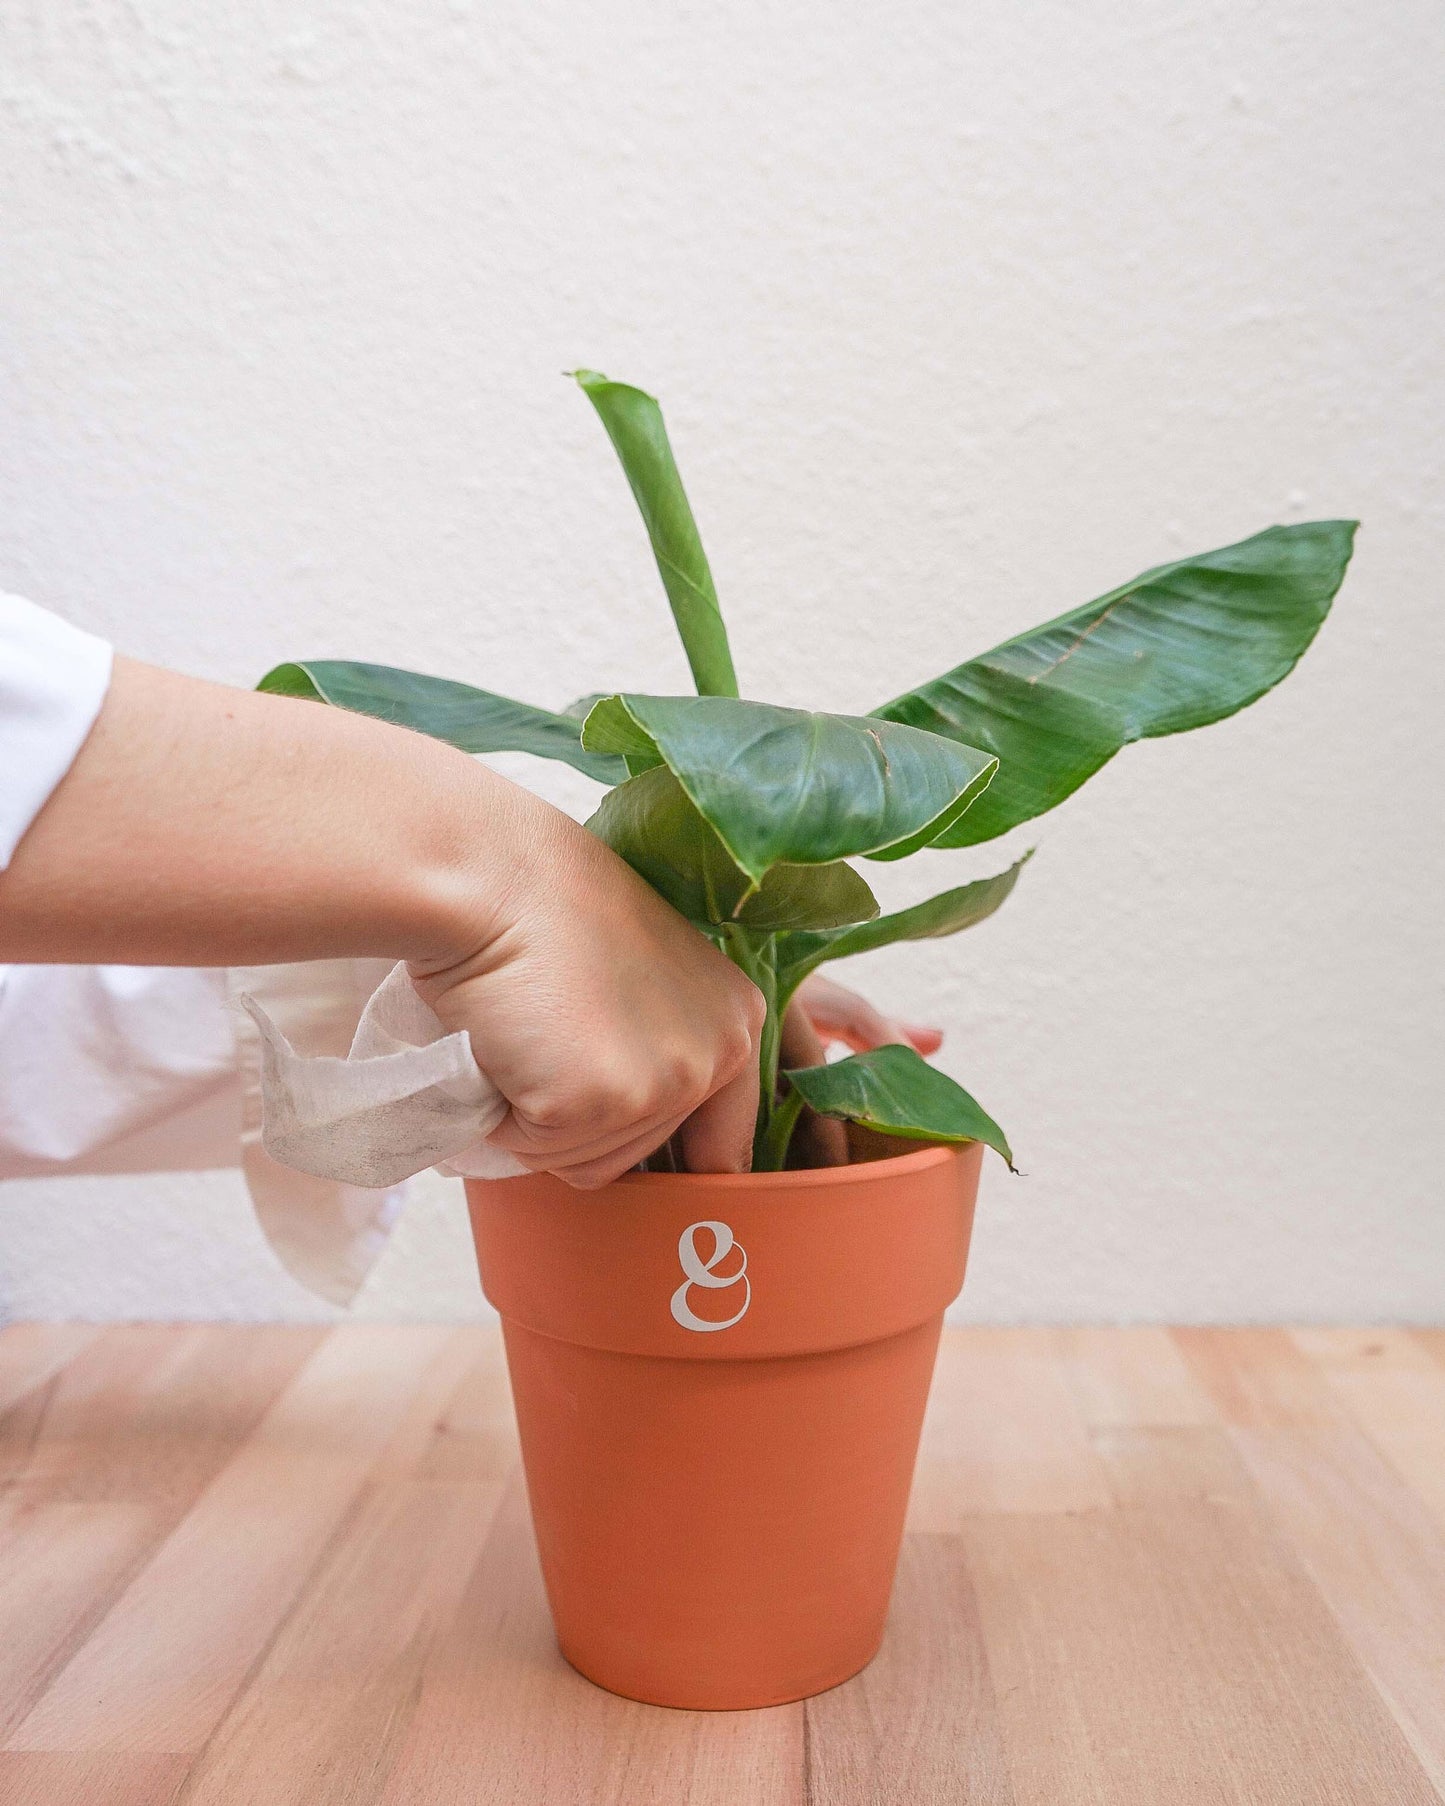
465 1139 982 1711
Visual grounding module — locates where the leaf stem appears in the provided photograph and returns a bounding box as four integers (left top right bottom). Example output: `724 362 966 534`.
720 925 780 1168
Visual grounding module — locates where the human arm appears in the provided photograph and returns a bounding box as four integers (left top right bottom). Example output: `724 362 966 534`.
0 655 763 1185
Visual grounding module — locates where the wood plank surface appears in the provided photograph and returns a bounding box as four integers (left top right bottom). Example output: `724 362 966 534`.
1177 1329 1445 1796
0 1325 99 1422
0 1753 189 1805
1057 1325 1216 1430
378 1474 808 1806
0 1325 323 1507
0 1501 160 1739
907 1328 1111 1525
179 1480 497 1806
6 1326 454 1755
805 1532 1013 1805
0 1323 1440 1805
965 1496 1436 1804
1293 1328 1445 1533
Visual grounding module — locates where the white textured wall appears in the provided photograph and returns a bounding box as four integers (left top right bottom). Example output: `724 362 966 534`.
2 0 1442 1323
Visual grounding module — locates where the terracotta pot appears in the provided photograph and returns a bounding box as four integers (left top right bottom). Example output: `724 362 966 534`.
465 1138 983 1710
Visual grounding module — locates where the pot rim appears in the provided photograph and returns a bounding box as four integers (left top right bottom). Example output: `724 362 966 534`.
603 1140 960 1192
468 1139 980 1359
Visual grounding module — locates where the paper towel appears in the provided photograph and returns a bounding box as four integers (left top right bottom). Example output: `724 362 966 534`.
239 961 527 1191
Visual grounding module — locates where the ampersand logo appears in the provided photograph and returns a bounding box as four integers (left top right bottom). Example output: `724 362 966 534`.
670 1220 751 1333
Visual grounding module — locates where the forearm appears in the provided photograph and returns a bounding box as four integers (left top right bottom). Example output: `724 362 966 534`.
0 656 537 969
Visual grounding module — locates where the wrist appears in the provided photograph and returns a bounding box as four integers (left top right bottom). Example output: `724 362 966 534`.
403 758 571 984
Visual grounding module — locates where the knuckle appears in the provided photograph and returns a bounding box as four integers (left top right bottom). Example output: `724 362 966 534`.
716 1025 753 1080
735 973 767 1022
589 1075 654 1127
514 1090 569 1133
529 1075 646 1135
666 1051 711 1105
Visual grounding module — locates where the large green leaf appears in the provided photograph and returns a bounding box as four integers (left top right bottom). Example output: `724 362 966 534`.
258 661 626 784
582 694 997 887
587 765 879 931
775 852 1032 998
874 520 1356 847
572 371 739 699
784 1045 1013 1167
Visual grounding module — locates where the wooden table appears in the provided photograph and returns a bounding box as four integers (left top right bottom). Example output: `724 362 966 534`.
1 1323 1442 1804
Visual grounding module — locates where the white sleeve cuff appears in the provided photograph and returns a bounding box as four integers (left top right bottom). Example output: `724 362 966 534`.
0 592 114 869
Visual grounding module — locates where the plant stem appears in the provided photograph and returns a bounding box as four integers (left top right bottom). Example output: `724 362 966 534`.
756 1084 805 1172
719 925 781 1169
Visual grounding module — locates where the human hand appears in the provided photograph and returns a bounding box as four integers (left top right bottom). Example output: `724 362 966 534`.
779 974 944 1167
785 974 943 1060
411 790 764 1189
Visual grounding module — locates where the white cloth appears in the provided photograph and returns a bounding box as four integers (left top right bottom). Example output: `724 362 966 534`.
228 959 425 1306
0 957 440 1306
0 593 487 1306
238 961 525 1187
0 592 113 868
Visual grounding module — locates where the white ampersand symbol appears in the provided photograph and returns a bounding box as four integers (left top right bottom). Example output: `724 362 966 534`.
670 1220 751 1332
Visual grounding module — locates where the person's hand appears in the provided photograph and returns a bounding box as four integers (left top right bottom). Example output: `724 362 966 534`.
779 974 943 1166
1 657 759 1190
411 792 765 1188
785 974 943 1060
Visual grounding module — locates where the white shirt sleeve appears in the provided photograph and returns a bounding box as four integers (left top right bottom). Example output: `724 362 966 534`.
0 591 114 868
0 599 403 1303
0 595 241 1178
0 964 242 1176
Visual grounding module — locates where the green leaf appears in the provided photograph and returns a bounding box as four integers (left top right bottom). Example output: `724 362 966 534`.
581 693 997 887
563 692 611 720
776 852 1032 997
874 520 1357 847
256 661 626 785
572 370 740 699
587 765 879 931
783 1045 1013 1167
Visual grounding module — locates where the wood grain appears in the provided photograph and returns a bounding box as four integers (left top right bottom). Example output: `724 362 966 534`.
1058 1325 1217 1430
1179 1326 1445 1795
0 1325 98 1422
0 1753 188 1805
1231 1424 1445 1794
378 1474 807 1806
1 1324 1442 1805
0 1501 159 1738
965 1497 1438 1805
1088 1423 1260 1510
7 1326 453 1755
1294 1327 1441 1373
0 1325 322 1506
1173 1325 1356 1431
1293 1329 1445 1534
0 1326 203 1494
907 1328 1111 1525
408 1328 519 1486
179 1480 496 1806
805 1532 1013 1805
369 1326 493 1481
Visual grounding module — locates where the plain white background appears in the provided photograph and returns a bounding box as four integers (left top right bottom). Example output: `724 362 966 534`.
1 0 1441 1323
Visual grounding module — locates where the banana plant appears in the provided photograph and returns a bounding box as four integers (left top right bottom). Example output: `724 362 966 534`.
259 371 1356 1172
